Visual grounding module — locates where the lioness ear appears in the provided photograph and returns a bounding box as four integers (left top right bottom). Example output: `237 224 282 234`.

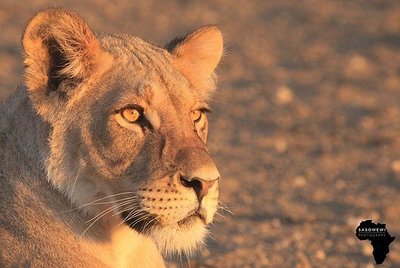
166 26 223 98
22 8 109 119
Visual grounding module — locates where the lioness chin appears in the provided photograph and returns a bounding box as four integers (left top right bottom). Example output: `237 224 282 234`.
0 8 223 267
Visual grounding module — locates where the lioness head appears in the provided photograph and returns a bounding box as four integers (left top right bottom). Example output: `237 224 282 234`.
22 9 223 255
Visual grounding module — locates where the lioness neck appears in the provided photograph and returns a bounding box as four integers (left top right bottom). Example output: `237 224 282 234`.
0 88 49 177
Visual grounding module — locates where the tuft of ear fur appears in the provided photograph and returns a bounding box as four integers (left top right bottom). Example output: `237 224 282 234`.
22 8 107 94
166 26 223 99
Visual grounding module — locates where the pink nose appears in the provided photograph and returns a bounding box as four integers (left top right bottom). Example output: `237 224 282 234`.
180 176 218 202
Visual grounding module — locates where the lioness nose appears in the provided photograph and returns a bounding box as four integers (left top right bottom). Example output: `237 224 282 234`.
180 175 218 202
174 147 220 201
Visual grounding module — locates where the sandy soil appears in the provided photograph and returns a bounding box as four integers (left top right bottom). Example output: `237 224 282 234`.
1 1 399 267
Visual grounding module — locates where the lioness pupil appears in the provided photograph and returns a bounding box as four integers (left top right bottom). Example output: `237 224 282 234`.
122 108 140 122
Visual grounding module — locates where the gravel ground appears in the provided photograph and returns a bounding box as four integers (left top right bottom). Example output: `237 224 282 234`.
1 1 399 267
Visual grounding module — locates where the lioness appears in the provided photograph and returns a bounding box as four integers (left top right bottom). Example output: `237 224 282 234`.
0 8 223 267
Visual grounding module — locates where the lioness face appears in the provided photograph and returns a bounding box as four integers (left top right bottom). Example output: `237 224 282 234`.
22 9 223 255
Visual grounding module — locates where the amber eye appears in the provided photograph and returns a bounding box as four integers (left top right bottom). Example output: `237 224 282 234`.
190 110 203 123
121 108 141 123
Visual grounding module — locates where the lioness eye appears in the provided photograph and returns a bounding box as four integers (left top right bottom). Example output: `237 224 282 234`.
121 108 141 123
191 110 203 123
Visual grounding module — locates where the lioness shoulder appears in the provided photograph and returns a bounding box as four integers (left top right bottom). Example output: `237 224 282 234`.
0 8 223 267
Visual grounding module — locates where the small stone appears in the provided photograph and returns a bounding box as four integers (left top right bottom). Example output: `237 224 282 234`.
296 253 311 268
313 188 329 201
315 249 326 260
200 248 211 257
344 55 372 78
370 211 380 221
385 76 400 91
388 245 400 262
347 237 356 246
274 137 287 153
360 116 374 129
362 243 372 256
275 86 294 105
293 175 307 187
391 160 400 173
324 239 333 247
335 180 346 190
346 216 364 227
271 218 281 228
293 231 303 241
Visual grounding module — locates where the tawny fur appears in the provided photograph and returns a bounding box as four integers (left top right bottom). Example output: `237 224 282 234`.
0 8 223 267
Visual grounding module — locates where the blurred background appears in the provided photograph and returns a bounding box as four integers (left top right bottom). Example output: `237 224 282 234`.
1 0 399 267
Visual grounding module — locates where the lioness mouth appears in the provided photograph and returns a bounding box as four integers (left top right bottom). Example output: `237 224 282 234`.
177 213 205 227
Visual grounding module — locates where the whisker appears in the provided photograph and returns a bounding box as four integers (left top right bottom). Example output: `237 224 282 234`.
214 211 226 219
218 201 233 215
62 191 136 213
86 200 135 224
125 206 148 221
80 200 136 237
85 191 136 204
207 233 217 242
126 213 151 228
207 98 228 105
185 252 191 268
70 167 82 197
212 216 222 223
80 205 130 238
91 196 138 205
141 216 158 233
127 212 149 224
110 206 145 231
110 205 137 219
